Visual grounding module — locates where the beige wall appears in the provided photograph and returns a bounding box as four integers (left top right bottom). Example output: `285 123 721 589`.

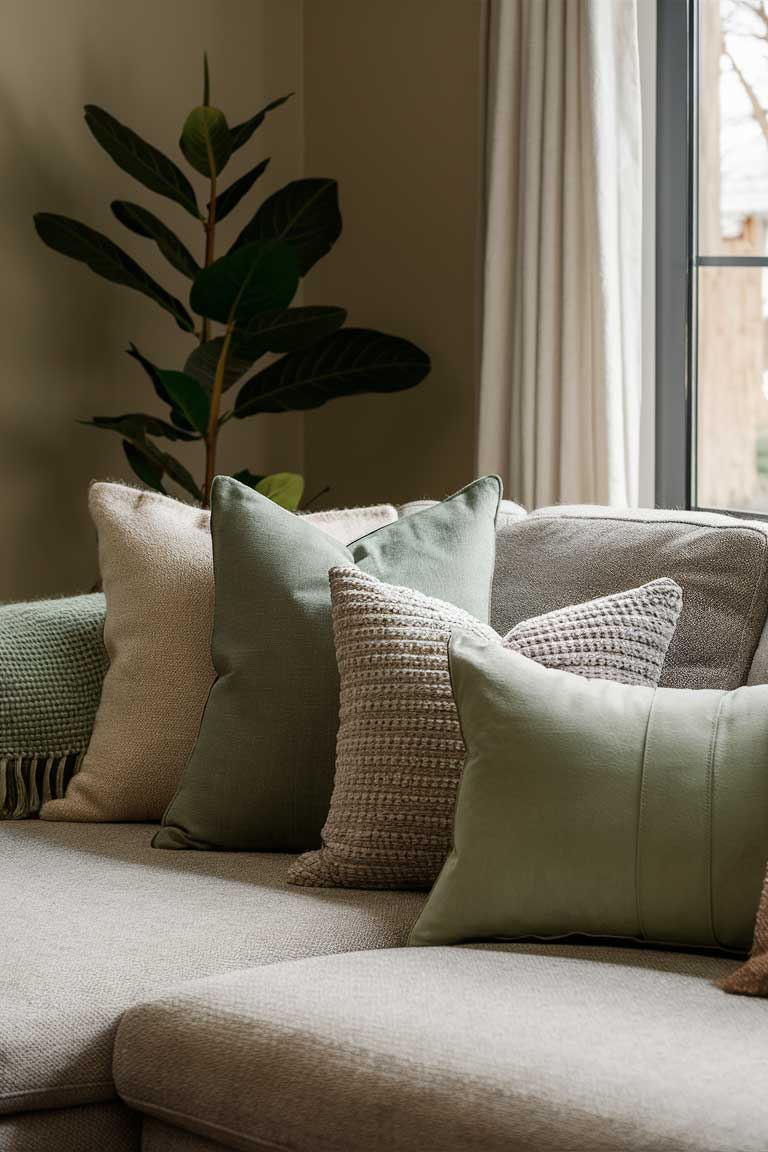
0 0 303 600
302 0 485 508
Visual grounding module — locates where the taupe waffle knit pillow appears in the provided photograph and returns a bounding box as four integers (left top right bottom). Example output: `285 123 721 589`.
288 567 683 891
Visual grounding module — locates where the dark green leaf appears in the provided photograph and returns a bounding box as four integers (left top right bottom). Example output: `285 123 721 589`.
184 338 255 393
180 105 232 178
125 343 194 432
123 440 166 492
214 158 270 223
229 94 293 151
234 305 347 359
161 451 203 502
85 412 199 442
123 436 202 502
34 214 195 331
84 105 199 217
190 240 298 325
156 370 210 435
235 328 431 418
255 471 304 510
230 469 265 488
111 201 200 279
231 178 341 277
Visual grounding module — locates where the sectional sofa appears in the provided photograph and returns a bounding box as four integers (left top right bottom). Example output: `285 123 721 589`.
4 501 768 1152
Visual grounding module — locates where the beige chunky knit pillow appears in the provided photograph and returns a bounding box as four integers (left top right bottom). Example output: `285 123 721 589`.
40 484 397 823
288 567 683 890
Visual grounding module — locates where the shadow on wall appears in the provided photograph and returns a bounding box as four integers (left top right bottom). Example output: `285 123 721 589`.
0 65 130 600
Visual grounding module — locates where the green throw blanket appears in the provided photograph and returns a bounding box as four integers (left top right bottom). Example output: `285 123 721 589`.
0 593 108 818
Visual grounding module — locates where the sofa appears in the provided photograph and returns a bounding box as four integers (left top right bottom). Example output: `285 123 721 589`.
4 501 768 1152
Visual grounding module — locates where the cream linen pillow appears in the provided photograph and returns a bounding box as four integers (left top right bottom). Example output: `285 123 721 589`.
40 483 397 822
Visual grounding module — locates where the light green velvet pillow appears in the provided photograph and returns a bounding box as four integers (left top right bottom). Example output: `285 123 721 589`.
410 631 768 954
155 474 501 853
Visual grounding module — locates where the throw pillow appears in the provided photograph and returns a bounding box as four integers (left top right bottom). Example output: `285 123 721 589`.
287 568 683 890
154 474 501 853
409 632 768 952
40 482 397 824
1 593 108 818
720 872 768 997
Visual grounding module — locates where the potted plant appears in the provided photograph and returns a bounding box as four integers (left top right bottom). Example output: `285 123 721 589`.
34 57 430 510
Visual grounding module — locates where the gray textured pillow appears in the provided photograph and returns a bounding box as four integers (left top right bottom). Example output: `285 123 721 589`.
0 594 108 818
287 567 683 891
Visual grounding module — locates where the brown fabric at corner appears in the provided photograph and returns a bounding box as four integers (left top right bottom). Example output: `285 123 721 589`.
491 505 768 689
721 865 768 997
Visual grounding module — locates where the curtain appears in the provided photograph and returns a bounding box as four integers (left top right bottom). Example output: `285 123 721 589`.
478 0 642 508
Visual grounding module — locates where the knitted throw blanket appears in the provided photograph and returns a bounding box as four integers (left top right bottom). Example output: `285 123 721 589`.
0 593 108 818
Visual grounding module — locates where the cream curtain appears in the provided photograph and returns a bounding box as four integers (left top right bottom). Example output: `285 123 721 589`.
478 0 642 508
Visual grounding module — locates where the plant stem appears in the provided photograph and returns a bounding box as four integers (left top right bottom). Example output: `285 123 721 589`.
201 175 217 345
203 321 234 505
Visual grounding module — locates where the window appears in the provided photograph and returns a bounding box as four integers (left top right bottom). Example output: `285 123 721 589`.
658 0 768 514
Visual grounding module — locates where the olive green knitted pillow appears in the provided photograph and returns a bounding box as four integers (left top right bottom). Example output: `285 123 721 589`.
0 594 108 818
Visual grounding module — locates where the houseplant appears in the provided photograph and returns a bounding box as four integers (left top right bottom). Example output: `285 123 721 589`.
34 58 430 509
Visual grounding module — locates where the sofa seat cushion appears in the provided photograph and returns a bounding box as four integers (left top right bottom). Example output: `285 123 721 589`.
492 505 768 689
0 822 423 1117
114 944 768 1152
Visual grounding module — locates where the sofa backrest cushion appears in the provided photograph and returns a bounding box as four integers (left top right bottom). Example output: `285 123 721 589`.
491 505 768 690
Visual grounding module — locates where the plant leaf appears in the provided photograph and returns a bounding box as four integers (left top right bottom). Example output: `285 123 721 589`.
229 94 293 152
84 105 199 217
184 338 255 393
156 370 210 435
111 201 200 279
235 328 431 418
123 440 166 492
233 305 347 359
122 436 202 502
231 178 341 277
180 105 232 178
230 469 265 488
214 157 270 223
190 240 298 325
161 451 203 502
85 412 199 442
34 214 195 331
126 343 195 431
255 471 304 510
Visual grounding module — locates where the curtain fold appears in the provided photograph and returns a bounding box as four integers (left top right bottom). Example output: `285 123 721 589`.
478 0 642 508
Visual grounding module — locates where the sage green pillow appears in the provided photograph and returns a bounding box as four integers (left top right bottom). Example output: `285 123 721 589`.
155 474 501 853
410 632 768 954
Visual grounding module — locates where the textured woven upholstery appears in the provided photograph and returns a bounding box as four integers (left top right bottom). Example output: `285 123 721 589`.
491 505 768 688
0 1102 140 1152
0 822 422 1116
114 945 768 1152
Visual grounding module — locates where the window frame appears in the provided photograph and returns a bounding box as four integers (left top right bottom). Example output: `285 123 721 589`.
657 0 768 517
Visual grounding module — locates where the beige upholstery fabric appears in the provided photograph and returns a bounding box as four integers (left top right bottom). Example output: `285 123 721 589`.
721 863 768 996
114 945 768 1152
491 505 768 689
0 821 422 1115
289 567 681 890
142 1118 267 1152
40 483 397 823
0 1102 139 1152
